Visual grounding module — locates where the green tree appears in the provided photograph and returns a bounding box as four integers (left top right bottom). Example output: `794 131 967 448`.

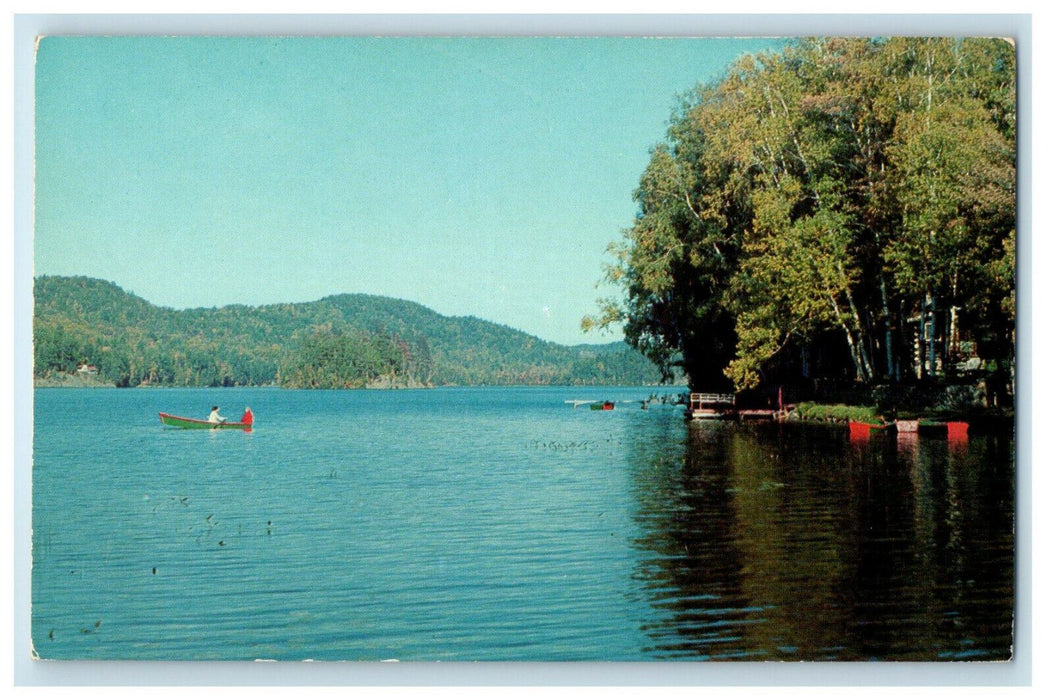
589 37 1015 395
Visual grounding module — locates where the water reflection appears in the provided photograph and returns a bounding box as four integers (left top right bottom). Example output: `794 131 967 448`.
628 419 1014 661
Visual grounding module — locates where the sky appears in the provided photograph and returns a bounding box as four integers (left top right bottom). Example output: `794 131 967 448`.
33 35 787 345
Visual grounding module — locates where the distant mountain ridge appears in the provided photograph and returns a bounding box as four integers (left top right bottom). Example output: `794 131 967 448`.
33 275 666 388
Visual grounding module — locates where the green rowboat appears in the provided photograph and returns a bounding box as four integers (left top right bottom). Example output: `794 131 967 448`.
159 412 252 430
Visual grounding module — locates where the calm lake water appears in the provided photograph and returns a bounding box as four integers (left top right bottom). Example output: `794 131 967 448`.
31 387 1015 661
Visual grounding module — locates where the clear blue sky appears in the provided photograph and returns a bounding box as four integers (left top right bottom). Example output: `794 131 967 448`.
34 36 785 345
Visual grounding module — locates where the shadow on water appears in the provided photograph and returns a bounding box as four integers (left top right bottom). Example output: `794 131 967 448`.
627 419 1015 661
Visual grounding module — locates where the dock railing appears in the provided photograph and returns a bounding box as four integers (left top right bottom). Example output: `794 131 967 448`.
689 393 736 409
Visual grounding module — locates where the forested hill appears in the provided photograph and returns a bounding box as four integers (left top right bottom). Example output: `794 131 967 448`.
33 276 666 388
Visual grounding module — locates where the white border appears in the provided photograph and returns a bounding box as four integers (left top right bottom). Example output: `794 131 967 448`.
9 11 1036 689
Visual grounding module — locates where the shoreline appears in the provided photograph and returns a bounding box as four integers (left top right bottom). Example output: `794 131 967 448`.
780 401 1014 432
31 377 1014 428
33 376 680 391
33 374 117 389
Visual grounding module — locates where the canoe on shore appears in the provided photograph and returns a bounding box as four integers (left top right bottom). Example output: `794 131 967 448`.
159 412 252 430
848 420 887 440
850 418 969 441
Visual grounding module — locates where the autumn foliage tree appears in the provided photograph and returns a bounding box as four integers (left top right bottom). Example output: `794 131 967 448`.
586 37 1016 397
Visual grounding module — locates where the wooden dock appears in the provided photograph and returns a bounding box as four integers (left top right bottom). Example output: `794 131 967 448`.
686 393 782 421
686 393 737 420
738 409 775 420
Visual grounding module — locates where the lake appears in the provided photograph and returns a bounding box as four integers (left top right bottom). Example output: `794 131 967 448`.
30 386 1015 662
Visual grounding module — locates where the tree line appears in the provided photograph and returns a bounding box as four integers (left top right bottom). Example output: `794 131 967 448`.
585 37 1015 404
34 276 666 388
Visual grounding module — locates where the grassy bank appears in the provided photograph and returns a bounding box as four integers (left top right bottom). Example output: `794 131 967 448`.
789 402 882 424
786 401 1014 432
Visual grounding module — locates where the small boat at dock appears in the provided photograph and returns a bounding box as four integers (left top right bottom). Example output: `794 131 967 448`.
916 420 969 440
851 418 968 442
848 420 888 440
916 419 968 438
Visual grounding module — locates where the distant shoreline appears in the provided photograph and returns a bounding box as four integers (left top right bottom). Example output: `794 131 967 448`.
34 373 117 388
34 275 669 388
33 373 676 390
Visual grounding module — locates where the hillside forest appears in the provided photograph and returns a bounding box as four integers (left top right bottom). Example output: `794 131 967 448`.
34 276 667 389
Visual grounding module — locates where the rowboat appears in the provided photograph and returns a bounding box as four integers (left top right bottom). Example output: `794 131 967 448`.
159 412 252 430
565 399 615 410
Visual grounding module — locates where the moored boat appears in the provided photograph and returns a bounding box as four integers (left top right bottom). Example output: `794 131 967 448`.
565 399 615 410
848 420 887 440
947 421 969 441
159 412 253 430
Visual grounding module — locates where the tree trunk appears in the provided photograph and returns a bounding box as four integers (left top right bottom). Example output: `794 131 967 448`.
949 270 960 359
846 288 875 381
837 261 874 381
926 289 937 377
917 300 926 379
880 275 897 381
830 293 870 383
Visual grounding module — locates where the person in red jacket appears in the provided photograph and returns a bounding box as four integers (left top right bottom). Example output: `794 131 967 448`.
240 407 254 426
